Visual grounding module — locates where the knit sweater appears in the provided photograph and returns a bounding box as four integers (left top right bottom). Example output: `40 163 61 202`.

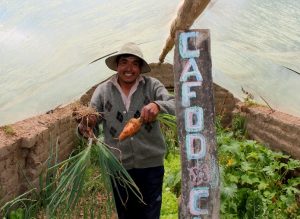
90 74 175 170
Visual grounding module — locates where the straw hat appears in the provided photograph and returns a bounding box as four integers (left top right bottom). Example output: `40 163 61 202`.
105 42 151 73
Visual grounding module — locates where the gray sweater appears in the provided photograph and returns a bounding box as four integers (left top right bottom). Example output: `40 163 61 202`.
90 74 175 170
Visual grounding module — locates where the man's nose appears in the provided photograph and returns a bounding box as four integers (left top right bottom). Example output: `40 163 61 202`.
125 63 133 71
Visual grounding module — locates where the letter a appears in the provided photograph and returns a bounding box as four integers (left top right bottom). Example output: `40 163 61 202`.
180 58 203 82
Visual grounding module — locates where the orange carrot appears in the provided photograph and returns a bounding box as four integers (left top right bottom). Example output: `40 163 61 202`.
118 117 143 141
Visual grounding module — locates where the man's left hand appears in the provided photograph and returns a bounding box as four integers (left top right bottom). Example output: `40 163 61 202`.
141 102 160 123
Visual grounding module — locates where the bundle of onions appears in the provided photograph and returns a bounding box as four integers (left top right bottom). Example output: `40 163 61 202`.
157 113 177 133
45 137 143 217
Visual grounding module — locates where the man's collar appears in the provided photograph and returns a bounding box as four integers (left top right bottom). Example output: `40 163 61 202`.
109 74 145 86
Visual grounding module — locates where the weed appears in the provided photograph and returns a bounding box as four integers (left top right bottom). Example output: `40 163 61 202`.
215 115 224 133
1 125 16 136
231 114 247 137
241 87 258 107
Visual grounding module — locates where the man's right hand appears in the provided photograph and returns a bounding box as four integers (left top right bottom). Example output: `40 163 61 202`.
78 114 98 139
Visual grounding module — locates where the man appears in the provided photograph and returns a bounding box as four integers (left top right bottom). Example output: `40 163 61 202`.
79 42 175 219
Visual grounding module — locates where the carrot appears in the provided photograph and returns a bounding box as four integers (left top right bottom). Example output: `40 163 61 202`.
118 117 143 141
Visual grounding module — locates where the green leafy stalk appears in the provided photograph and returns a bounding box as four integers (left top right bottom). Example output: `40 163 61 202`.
45 140 92 217
0 189 37 218
44 136 144 218
95 139 144 206
157 113 177 133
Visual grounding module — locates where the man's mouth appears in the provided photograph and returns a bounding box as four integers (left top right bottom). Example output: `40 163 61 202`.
124 72 134 77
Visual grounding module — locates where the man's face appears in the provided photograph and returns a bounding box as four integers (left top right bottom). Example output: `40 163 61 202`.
117 55 142 85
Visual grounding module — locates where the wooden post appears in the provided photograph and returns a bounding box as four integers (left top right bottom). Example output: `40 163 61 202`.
174 29 220 219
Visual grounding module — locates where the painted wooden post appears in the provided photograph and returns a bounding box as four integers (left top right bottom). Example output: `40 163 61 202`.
174 29 220 219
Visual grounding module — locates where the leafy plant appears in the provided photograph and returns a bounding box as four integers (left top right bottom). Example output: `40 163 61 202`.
161 189 178 219
163 154 181 197
218 128 300 218
7 208 25 219
161 114 300 219
161 154 180 219
158 114 179 158
231 114 247 137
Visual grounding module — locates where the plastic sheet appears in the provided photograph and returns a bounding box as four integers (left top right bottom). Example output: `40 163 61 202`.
194 0 300 116
1 0 299 125
0 0 180 125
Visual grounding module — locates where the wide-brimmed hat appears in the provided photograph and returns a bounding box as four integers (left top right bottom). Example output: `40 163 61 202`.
105 42 151 73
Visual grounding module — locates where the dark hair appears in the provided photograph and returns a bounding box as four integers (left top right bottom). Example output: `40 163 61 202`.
116 54 143 68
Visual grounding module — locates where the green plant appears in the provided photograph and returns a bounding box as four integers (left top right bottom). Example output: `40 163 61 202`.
163 154 181 197
231 115 246 137
161 189 178 219
7 208 25 219
218 129 300 218
161 115 300 219
158 114 180 218
158 113 179 158
161 153 180 218
44 138 143 218
215 115 224 132
241 87 258 107
1 125 16 136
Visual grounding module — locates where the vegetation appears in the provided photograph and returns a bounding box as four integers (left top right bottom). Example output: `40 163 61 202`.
161 153 180 219
160 115 300 218
1 125 16 136
218 116 300 218
1 114 300 219
241 87 258 107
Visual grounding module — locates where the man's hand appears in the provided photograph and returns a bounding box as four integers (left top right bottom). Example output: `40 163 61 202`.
141 102 160 123
78 114 98 139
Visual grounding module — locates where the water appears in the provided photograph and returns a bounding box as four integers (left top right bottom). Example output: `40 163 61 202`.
1 0 300 125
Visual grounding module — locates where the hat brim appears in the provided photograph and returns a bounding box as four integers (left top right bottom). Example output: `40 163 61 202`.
105 53 151 73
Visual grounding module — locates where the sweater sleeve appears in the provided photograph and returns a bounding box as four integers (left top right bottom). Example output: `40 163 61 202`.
152 79 175 115
90 84 104 113
89 84 105 136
